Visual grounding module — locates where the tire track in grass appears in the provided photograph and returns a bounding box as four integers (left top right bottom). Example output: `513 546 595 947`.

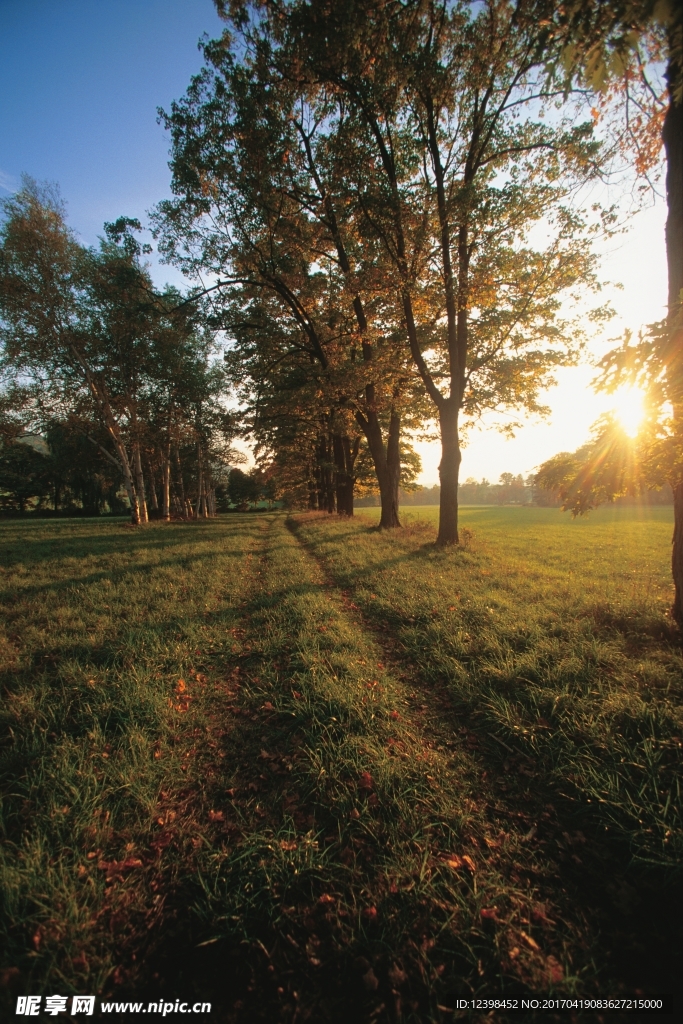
142 513 581 1023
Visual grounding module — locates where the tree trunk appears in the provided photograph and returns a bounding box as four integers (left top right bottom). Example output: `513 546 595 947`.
437 398 461 546
308 466 318 509
664 45 683 623
332 434 358 516
196 443 207 518
161 445 171 521
147 460 159 512
132 441 148 524
174 446 188 518
380 409 401 529
361 407 402 529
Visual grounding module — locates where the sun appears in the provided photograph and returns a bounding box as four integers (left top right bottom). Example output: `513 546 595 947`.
610 386 646 438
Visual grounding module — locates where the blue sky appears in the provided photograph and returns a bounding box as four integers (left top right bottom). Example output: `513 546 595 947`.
0 0 669 482
0 0 223 284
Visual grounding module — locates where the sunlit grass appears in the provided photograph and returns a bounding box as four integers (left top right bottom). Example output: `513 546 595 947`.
1 508 680 1019
308 505 681 863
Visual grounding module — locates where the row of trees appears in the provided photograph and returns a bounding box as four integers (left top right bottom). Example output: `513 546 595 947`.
154 0 618 540
0 182 240 522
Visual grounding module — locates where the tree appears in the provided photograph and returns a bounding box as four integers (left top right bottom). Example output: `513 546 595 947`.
219 0 613 545
155 15 430 527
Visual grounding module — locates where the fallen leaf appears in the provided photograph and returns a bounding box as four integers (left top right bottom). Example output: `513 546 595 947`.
388 964 407 986
546 955 564 983
362 906 378 922
358 771 374 792
443 855 464 870
280 839 297 851
318 893 335 905
480 907 500 921
349 807 361 820
531 905 555 926
389 711 400 720
208 810 224 822
176 680 186 692
262 701 274 711
520 932 541 952
462 854 476 872
362 967 379 991
120 857 142 870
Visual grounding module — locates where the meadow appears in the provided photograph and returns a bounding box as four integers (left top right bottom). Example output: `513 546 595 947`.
0 507 680 1022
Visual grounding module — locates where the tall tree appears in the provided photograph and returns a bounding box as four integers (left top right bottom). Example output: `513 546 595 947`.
216 0 613 544
155 18 428 526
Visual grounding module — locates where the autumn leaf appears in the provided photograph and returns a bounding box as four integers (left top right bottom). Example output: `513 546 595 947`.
318 893 335 905
520 932 541 952
362 967 379 991
176 679 186 692
280 839 297 851
480 906 500 921
362 906 378 921
546 955 564 983
208 809 224 822
358 771 374 791
531 905 555 926
120 857 143 870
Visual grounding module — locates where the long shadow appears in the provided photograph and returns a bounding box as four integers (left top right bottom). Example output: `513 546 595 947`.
287 516 683 1001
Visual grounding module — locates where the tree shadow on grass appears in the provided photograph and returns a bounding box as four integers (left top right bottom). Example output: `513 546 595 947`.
288 516 683 1003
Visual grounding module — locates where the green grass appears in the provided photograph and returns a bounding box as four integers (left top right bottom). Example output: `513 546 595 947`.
0 508 681 1022
343 506 682 864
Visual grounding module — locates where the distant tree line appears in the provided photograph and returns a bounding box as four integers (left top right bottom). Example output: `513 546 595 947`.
0 180 241 521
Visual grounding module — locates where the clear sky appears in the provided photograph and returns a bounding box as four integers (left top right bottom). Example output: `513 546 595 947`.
0 0 222 279
0 0 668 486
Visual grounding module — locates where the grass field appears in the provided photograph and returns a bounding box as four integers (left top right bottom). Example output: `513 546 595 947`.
0 507 681 1022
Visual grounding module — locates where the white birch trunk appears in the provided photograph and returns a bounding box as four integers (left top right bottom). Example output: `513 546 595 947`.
133 440 149 524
